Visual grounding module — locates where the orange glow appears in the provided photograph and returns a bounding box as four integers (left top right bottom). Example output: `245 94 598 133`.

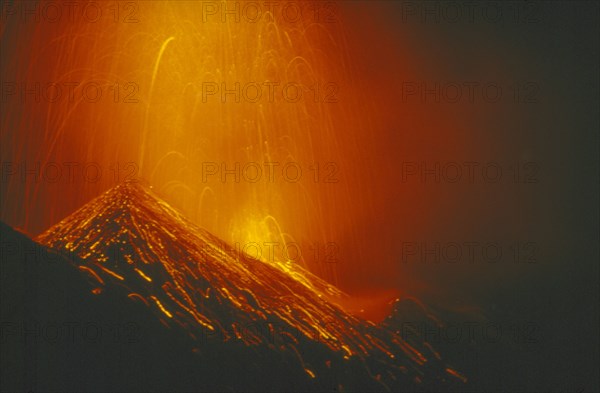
97 265 125 281
0 1 471 296
134 267 153 282
78 265 105 285
446 367 468 383
151 295 173 319
305 368 316 379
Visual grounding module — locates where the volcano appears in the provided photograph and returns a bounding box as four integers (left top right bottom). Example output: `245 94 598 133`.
22 180 464 391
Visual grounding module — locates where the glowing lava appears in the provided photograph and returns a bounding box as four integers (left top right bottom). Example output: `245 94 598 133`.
36 180 465 389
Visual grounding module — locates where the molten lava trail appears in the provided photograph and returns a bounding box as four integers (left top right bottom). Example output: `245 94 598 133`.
37 181 465 390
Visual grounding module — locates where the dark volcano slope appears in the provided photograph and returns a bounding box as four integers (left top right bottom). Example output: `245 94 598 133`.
2 181 466 392
2 221 347 392
1 221 214 392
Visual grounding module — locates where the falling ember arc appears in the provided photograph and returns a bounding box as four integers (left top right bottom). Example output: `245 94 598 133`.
0 0 426 291
1 1 475 391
